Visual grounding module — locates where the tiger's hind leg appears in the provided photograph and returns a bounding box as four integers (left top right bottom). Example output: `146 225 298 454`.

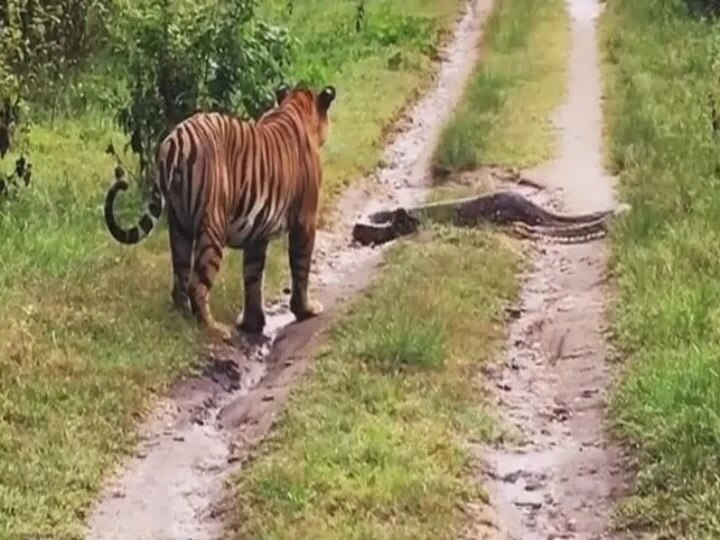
168 209 196 316
288 219 323 322
237 238 269 334
189 222 232 342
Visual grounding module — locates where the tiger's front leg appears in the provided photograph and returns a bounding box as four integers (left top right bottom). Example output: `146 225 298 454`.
238 238 269 334
288 219 323 321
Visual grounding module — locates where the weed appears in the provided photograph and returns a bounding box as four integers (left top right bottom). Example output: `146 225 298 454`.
349 281 449 371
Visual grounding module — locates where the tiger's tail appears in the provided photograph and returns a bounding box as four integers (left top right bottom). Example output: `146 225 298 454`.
104 166 165 245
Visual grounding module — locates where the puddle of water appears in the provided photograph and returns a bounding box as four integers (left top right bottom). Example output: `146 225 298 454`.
85 1 494 539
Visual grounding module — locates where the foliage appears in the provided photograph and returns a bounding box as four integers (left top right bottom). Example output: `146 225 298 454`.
0 153 32 202
285 0 366 30
0 87 32 207
109 0 295 184
687 0 720 16
0 0 110 204
0 0 110 100
355 0 366 32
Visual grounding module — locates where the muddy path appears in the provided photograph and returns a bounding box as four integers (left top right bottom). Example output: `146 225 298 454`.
475 0 629 539
84 1 494 538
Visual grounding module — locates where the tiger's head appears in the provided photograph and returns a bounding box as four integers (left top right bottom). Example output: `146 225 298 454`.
275 84 336 147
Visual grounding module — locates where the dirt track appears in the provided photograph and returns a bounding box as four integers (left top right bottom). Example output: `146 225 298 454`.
476 0 629 538
84 1 493 538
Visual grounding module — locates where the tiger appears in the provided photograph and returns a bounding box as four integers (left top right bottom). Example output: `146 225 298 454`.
103 84 336 341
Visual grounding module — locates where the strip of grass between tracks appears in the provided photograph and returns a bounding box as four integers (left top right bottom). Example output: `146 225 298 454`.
433 0 568 173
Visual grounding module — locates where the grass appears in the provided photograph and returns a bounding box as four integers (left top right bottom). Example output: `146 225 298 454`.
601 0 720 536
226 0 571 536
0 1 462 537
228 227 521 539
432 0 568 173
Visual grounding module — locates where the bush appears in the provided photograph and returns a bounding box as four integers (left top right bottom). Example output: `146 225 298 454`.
109 0 295 183
0 0 111 96
688 0 720 16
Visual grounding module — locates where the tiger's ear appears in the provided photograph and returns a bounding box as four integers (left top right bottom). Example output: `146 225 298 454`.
317 86 336 112
275 84 291 105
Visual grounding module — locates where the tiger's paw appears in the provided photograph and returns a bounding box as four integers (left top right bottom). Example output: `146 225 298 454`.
206 322 234 343
291 298 324 322
172 286 196 317
237 309 266 335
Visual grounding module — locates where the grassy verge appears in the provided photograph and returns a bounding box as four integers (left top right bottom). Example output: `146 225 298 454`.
229 228 521 539
432 0 568 173
601 0 720 536
227 0 570 537
0 1 462 536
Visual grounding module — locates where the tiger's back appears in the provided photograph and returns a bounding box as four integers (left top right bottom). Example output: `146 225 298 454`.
157 110 311 247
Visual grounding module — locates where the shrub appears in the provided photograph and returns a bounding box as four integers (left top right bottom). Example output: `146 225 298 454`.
109 0 295 184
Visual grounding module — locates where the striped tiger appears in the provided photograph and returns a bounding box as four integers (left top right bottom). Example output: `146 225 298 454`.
104 84 336 341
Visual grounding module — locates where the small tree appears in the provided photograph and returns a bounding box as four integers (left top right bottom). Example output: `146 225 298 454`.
110 0 295 187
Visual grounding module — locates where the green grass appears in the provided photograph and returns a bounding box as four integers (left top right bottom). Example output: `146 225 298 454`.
228 227 521 539
0 1 462 537
601 0 720 536
432 0 568 173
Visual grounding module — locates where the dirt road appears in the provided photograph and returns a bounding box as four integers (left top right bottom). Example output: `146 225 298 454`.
480 0 628 538
84 1 493 538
